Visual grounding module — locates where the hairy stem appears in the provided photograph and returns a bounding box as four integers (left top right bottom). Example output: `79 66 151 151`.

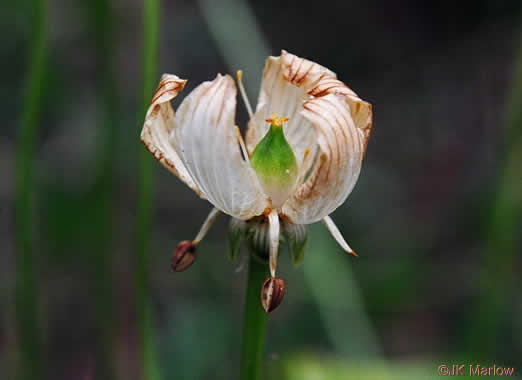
240 256 269 380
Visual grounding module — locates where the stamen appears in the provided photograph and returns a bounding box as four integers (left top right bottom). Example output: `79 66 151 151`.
268 209 280 277
236 70 254 119
235 125 251 164
193 207 221 245
322 216 358 257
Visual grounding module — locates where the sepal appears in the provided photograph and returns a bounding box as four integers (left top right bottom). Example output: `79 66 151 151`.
228 218 246 262
282 221 308 267
245 216 271 263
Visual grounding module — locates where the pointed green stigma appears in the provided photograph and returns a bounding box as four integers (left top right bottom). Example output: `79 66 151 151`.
250 113 298 207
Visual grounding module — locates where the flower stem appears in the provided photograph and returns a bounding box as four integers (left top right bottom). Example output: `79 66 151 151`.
467 27 522 358
240 256 269 380
87 0 119 377
15 0 47 378
136 0 161 379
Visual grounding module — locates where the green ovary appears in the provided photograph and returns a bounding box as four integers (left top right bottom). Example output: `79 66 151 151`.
250 122 298 207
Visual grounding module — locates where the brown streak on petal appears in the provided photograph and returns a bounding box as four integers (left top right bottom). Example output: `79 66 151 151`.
290 57 304 83
298 153 327 201
308 77 354 98
278 212 290 221
295 62 313 86
150 78 187 106
147 104 161 118
142 137 176 176
287 54 297 81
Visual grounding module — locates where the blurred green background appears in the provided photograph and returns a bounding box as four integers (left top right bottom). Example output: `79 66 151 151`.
3 0 522 379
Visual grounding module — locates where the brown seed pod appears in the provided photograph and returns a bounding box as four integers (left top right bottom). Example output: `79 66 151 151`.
171 240 197 272
260 277 285 313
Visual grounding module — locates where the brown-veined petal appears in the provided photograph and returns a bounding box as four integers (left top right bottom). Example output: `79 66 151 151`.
309 74 373 154
170 74 268 220
282 93 367 224
141 74 203 197
246 50 335 173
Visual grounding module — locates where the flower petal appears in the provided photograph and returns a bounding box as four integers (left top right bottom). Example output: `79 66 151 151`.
170 74 267 220
141 74 203 197
282 93 367 223
322 216 356 256
246 50 334 171
309 74 373 153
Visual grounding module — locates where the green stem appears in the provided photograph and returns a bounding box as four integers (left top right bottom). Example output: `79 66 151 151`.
240 256 269 380
469 37 522 358
136 0 161 379
15 0 47 379
86 0 118 378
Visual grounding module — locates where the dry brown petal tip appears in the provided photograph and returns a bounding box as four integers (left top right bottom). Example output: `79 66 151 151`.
171 240 197 272
260 277 285 314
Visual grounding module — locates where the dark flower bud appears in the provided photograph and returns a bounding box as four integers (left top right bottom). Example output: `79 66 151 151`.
171 240 197 272
260 277 285 314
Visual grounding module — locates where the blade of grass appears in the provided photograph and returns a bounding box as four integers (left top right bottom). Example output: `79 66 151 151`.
303 224 382 358
197 0 270 98
136 0 162 379
14 0 47 379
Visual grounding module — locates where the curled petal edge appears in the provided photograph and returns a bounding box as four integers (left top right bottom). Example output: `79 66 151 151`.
280 50 372 154
140 74 204 198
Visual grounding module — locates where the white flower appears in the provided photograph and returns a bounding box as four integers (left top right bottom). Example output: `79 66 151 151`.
141 50 372 278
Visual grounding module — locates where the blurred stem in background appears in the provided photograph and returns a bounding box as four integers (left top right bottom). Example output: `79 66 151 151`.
304 224 381 359
135 0 162 379
240 257 269 380
197 0 270 99
87 0 118 378
14 0 47 379
471 29 522 358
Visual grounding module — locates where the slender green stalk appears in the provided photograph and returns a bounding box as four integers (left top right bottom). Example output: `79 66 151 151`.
468 28 522 358
240 256 269 380
136 0 161 379
14 0 47 379
87 0 118 378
